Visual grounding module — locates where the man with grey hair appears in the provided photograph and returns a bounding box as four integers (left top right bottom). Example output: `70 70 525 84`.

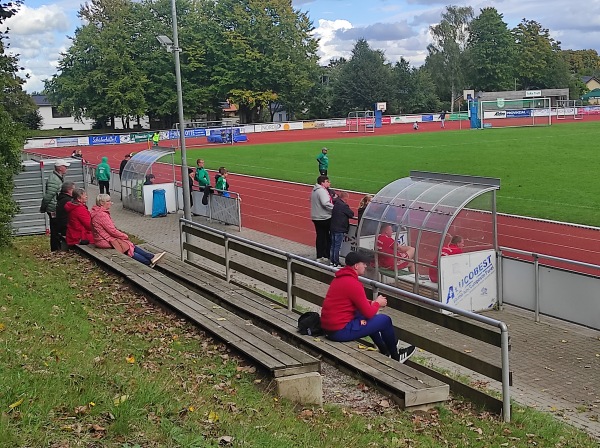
56 181 76 248
40 159 70 251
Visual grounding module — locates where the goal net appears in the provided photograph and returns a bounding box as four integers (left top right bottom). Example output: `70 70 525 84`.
346 111 375 133
479 98 552 129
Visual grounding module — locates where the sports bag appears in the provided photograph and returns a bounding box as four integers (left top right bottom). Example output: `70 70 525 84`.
298 311 323 336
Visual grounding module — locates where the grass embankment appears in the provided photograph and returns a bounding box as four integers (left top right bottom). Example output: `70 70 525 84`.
175 122 600 227
0 236 596 447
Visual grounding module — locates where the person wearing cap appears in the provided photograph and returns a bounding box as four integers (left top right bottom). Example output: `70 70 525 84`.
95 156 111 194
316 147 329 175
320 251 416 363
40 159 70 251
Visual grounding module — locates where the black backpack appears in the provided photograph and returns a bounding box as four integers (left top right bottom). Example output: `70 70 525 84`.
298 312 323 336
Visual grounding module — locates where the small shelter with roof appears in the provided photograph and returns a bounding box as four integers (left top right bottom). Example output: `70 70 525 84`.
581 88 600 104
352 171 501 313
121 147 178 215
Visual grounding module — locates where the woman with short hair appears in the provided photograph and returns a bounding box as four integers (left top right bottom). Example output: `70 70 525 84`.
64 188 94 246
90 194 165 267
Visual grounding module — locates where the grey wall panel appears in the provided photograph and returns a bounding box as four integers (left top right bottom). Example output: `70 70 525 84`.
502 257 600 330
539 268 600 330
501 258 535 309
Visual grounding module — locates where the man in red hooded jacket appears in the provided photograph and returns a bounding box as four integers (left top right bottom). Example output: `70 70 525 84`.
320 251 416 363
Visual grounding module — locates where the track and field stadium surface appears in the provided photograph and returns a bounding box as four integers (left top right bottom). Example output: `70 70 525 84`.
25 116 600 273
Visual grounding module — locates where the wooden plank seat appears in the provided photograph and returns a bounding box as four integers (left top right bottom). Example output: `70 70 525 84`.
74 245 320 380
377 267 438 300
151 250 450 410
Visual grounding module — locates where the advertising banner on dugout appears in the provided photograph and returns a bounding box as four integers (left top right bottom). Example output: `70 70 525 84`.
439 249 497 313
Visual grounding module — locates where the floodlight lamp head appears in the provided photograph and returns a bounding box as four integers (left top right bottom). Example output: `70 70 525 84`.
157 35 174 52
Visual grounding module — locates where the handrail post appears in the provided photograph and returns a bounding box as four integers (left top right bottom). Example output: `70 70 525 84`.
533 253 540 322
497 250 503 310
179 220 185 261
500 325 511 423
286 256 293 311
224 234 231 282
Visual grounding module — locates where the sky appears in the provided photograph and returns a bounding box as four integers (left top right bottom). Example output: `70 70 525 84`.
5 0 600 93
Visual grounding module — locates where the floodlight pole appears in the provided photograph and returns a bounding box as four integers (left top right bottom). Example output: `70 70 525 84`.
169 0 191 221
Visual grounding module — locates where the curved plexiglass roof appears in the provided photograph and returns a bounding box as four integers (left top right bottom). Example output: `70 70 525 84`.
121 147 175 214
357 171 500 267
121 147 174 182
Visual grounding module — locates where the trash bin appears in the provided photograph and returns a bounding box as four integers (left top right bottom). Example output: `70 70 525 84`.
152 189 167 218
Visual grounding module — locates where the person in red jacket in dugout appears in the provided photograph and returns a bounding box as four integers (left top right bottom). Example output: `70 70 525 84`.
429 235 465 283
320 251 416 363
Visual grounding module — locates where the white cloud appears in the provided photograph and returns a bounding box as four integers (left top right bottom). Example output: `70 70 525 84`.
5 5 73 92
5 5 70 35
313 19 354 64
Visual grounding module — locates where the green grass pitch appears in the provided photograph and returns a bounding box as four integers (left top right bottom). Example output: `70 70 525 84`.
174 121 600 227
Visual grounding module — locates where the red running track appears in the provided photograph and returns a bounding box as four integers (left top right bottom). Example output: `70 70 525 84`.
26 118 600 274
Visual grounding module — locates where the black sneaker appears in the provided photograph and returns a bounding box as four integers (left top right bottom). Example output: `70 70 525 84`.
397 345 416 364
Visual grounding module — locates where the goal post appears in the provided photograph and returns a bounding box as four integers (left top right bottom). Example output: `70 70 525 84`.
555 99 583 120
479 98 552 129
346 111 375 133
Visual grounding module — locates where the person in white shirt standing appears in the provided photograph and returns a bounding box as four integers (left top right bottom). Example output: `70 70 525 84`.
310 175 334 263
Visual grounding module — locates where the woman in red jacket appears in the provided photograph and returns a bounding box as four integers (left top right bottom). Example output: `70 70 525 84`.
320 251 416 363
64 189 95 246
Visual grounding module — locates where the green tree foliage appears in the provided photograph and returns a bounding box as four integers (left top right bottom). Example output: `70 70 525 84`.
45 0 147 129
425 5 474 110
331 39 393 116
200 0 319 123
0 0 28 246
512 19 570 90
467 7 516 92
300 58 346 119
561 49 600 77
390 59 440 114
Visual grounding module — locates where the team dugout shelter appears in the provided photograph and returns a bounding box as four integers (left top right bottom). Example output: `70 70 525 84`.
354 171 501 313
121 147 178 215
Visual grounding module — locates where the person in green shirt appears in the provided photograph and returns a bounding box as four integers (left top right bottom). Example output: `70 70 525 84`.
195 159 212 205
152 131 160 146
316 147 329 175
95 156 111 194
215 169 230 198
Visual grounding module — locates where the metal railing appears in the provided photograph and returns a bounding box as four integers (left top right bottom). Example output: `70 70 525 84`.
499 246 600 329
179 218 512 422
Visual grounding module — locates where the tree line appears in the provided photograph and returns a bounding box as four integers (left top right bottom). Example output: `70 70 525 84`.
43 2 600 127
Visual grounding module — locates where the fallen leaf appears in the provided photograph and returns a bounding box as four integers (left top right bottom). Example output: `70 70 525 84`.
218 435 234 445
560 339 568 343
126 355 135 364
0 323 5 332
9 398 23 410
113 395 129 406
464 349 473 353
208 410 219 423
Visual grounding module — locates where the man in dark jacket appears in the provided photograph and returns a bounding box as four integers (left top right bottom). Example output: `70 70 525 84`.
329 191 354 266
55 181 75 245
40 159 70 251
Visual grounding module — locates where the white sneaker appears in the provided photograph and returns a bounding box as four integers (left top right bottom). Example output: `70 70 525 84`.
150 251 166 268
397 345 416 364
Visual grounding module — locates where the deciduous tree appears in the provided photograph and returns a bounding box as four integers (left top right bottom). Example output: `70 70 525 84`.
468 7 516 92
425 5 474 111
0 0 28 246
